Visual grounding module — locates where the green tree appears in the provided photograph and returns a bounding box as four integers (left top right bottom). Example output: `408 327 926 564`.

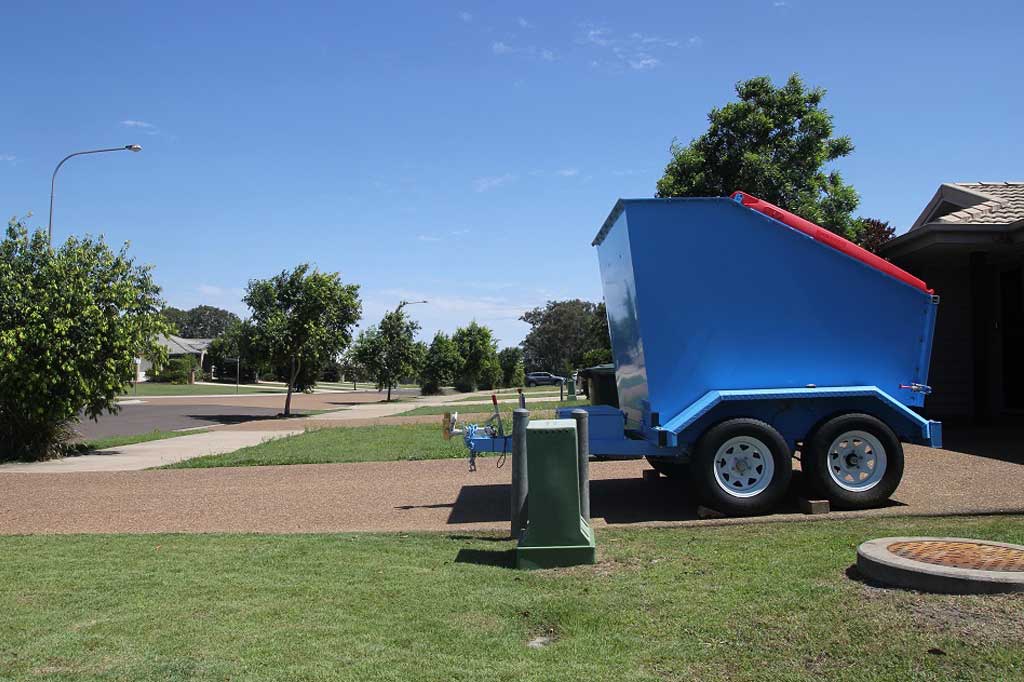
244 264 361 416
352 307 421 401
160 305 239 338
498 346 525 388
853 217 896 254
452 321 500 392
656 74 860 237
419 332 463 395
207 321 263 383
0 219 169 460
521 300 610 376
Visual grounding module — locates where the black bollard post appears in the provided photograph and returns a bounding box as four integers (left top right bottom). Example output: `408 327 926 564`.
511 408 530 539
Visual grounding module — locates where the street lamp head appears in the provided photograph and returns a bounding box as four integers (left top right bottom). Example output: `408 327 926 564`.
125 144 142 152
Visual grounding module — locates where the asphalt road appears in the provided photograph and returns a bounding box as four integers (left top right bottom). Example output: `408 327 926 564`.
75 388 420 440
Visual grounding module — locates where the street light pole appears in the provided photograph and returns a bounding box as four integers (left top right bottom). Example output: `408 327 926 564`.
48 144 143 243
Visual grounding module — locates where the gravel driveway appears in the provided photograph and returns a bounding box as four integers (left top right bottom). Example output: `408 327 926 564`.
1 443 1021 535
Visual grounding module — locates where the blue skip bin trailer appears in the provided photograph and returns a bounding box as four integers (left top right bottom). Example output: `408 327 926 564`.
457 192 942 516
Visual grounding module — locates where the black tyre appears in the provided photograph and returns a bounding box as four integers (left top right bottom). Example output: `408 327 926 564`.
691 418 792 516
802 413 903 510
526 381 535 387
646 456 686 478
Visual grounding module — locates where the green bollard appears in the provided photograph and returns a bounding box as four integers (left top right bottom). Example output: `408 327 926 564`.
515 419 597 570
567 377 576 399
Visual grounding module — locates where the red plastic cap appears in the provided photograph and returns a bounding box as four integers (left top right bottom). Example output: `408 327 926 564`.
730 191 932 294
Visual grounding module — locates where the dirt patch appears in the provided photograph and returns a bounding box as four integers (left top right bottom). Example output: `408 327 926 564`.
860 583 1024 645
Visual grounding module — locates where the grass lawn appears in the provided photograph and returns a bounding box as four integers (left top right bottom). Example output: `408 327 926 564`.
453 391 562 402
120 383 286 397
162 416 568 469
165 423 468 468
1 515 1021 681
400 398 588 417
80 429 209 451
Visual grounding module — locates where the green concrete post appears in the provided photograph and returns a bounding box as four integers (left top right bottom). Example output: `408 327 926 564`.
515 418 596 569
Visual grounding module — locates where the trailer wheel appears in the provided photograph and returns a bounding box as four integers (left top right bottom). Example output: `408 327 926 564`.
692 418 792 516
646 456 686 478
802 413 904 510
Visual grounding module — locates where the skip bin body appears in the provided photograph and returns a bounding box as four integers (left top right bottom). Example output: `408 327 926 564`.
593 196 940 449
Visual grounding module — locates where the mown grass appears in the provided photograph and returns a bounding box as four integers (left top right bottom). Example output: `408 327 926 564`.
453 390 562 402
400 398 588 417
81 429 209 451
165 423 468 468
1 515 1022 681
119 383 286 397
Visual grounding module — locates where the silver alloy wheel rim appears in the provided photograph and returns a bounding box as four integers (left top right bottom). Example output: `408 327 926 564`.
712 436 775 498
827 429 887 492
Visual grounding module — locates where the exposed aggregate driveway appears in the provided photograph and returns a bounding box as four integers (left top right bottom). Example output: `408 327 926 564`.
1 432 1021 535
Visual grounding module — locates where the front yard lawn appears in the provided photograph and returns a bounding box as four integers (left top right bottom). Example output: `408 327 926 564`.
165 423 468 468
1 515 1021 681
120 383 286 397
399 398 588 417
81 429 209 451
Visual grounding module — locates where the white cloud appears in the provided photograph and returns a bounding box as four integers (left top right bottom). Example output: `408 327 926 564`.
0 154 15 162
773 1 789 6
492 41 555 61
459 10 472 22
579 25 685 72
517 17 532 28
492 41 512 54
688 35 703 47
473 174 515 192
540 48 555 61
417 234 441 242
121 119 160 136
556 168 579 177
451 228 471 236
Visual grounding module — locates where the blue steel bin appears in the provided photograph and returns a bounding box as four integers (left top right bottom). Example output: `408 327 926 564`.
593 196 940 448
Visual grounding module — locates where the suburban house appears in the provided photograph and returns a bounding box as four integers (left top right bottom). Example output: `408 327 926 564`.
136 334 212 382
881 182 1024 422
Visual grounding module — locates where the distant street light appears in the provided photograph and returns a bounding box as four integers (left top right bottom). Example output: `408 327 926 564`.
396 299 428 313
48 144 143 243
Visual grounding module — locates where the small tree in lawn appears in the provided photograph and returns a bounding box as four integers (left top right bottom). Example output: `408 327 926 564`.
452 321 500 392
244 264 361 416
657 74 860 238
498 346 525 388
352 307 421 402
853 217 896 254
419 332 463 395
0 219 169 460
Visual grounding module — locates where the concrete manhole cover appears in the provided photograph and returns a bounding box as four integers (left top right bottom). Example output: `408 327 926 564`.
857 537 1024 594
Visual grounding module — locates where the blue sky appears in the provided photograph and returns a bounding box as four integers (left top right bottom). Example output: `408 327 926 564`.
2 1 1021 345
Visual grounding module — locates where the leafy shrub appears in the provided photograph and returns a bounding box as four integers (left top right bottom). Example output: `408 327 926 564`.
152 356 199 384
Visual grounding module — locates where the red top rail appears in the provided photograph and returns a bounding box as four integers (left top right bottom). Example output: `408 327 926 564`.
730 191 932 294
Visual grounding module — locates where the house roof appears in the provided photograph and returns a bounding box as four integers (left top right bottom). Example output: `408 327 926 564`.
881 181 1024 260
156 334 212 355
912 182 1024 229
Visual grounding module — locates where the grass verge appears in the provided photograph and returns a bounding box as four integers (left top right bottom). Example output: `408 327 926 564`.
120 383 285 397
164 423 467 468
1 515 1021 681
400 398 588 417
81 429 210 451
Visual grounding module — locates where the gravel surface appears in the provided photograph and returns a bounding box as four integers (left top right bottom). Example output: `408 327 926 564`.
1 444 1021 535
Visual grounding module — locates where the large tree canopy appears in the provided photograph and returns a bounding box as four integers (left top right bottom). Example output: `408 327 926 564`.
244 264 361 415
419 332 463 395
656 74 860 237
520 300 610 376
452 321 501 392
0 220 169 460
162 305 240 338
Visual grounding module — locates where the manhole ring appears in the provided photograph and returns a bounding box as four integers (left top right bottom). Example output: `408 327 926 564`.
857 537 1024 594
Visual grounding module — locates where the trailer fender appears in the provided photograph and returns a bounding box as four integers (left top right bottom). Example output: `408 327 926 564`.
655 386 941 450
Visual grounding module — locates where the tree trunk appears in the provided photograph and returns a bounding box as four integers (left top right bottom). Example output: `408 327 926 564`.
387 382 392 402
284 355 300 417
